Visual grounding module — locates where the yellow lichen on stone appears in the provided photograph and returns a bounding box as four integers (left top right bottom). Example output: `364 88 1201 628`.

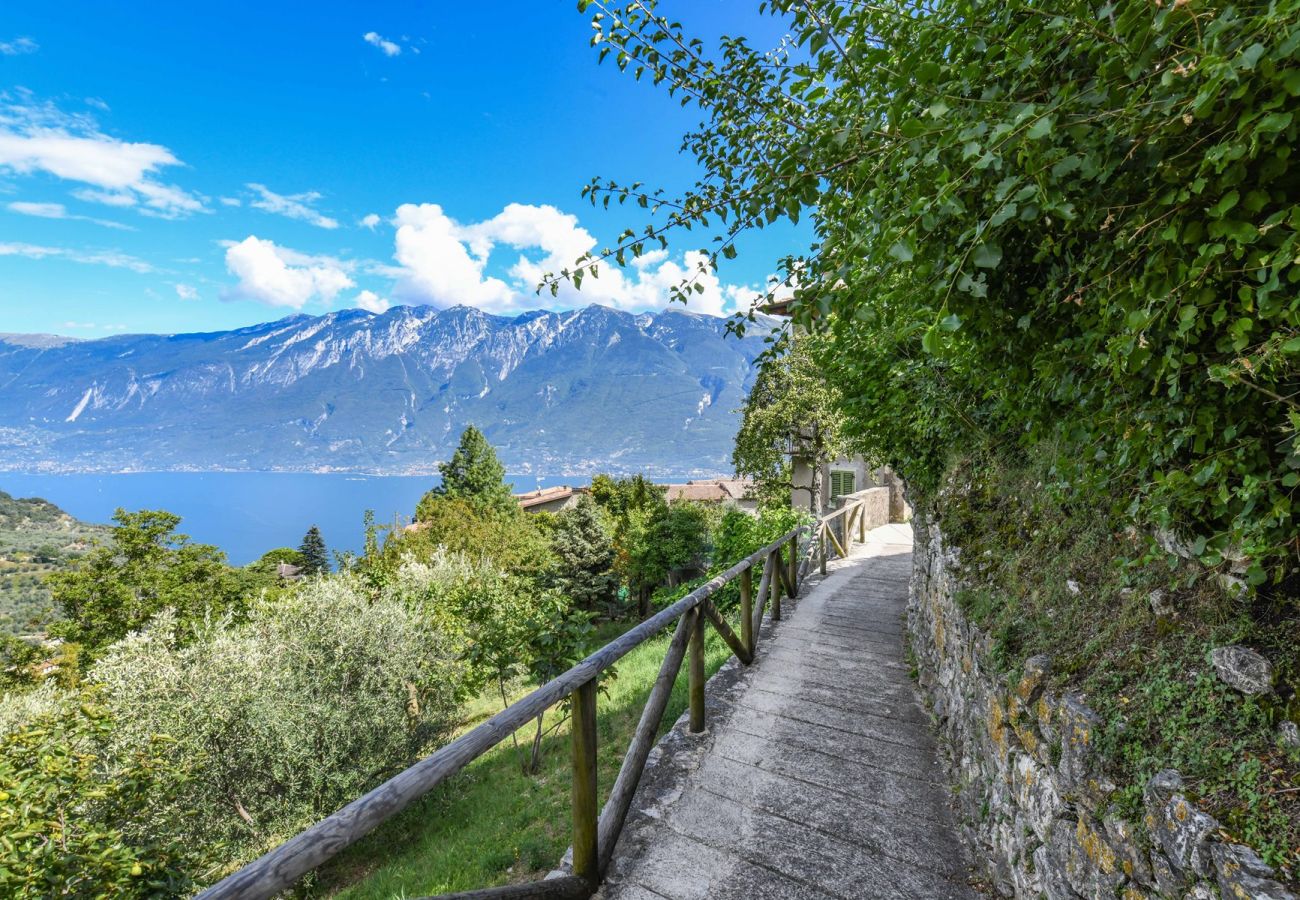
988 695 1009 758
1014 723 1039 755
1075 818 1118 874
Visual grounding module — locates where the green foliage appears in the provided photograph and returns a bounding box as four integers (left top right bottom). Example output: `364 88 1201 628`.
0 696 190 898
397 495 553 578
297 526 329 575
0 634 42 690
1093 655 1298 873
588 474 662 522
572 0 1300 582
87 571 465 881
548 497 620 615
47 509 247 655
733 332 849 508
936 450 1299 876
423 426 516 516
618 500 713 616
393 551 594 773
712 504 807 572
0 490 108 637
250 547 305 570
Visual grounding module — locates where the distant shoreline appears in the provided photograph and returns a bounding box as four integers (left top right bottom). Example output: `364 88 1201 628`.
0 467 735 480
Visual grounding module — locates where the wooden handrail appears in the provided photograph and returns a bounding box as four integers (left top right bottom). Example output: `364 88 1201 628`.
198 498 876 900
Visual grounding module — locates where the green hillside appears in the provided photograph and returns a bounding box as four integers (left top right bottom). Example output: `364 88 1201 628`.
0 490 106 636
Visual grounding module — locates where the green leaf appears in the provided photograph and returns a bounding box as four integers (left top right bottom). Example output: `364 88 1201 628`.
1026 116 1054 140
1254 111 1293 135
939 314 962 332
888 241 915 262
972 244 1003 268
1237 43 1266 71
1208 191 1239 219
921 326 940 354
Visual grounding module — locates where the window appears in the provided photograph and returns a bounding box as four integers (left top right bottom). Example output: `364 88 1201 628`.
829 469 855 499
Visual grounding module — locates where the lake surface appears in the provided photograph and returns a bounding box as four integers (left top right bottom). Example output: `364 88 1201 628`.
0 472 574 565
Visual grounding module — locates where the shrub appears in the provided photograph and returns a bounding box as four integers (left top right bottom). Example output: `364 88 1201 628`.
88 572 465 882
0 695 190 898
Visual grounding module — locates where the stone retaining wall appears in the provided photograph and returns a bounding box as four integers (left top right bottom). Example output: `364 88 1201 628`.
907 511 1295 900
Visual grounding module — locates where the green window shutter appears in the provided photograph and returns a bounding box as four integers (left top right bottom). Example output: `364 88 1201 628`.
830 470 855 498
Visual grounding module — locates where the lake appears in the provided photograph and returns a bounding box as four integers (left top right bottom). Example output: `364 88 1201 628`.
0 472 575 565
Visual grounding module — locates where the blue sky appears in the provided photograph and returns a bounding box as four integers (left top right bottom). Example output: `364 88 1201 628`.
0 2 800 336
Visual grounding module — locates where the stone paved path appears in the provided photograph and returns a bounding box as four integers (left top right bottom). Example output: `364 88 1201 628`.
597 524 980 900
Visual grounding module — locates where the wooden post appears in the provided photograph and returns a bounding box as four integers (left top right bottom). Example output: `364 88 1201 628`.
597 616 689 872
858 501 866 543
571 679 598 886
771 547 782 622
688 608 706 733
819 526 827 576
844 509 853 554
739 564 754 656
786 536 798 598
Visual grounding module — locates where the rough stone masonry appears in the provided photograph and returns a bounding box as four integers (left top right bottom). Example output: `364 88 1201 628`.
907 511 1296 900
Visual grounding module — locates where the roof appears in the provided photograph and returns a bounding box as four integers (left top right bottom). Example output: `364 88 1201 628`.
664 479 755 503
514 485 585 509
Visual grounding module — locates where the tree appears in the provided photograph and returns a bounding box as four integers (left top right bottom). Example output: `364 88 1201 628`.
47 509 245 654
548 496 619 614
297 526 329 575
89 573 465 872
619 501 712 617
733 331 849 509
398 495 553 578
423 426 516 516
589 474 662 522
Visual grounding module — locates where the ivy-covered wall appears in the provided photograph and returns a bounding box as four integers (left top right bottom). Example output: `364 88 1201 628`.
908 511 1296 900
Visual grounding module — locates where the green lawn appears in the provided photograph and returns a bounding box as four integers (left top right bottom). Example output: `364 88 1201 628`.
316 613 741 898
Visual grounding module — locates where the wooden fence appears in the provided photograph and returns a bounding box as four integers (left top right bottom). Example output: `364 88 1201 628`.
197 494 881 900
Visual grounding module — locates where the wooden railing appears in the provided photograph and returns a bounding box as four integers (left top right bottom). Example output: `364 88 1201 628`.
197 496 879 900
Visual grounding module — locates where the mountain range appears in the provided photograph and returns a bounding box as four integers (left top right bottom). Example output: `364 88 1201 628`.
0 304 773 477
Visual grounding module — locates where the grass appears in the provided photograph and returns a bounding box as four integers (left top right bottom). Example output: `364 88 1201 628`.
311 615 740 898
941 450 1300 881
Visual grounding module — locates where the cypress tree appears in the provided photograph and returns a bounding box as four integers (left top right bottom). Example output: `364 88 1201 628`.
298 525 329 574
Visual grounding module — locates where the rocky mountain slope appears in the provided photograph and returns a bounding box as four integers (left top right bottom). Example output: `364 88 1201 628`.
0 304 772 476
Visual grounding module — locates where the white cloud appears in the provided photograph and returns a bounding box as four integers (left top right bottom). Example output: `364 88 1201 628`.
0 37 37 56
360 212 381 230
355 290 390 313
392 203 514 312
363 31 401 56
219 196 242 207
0 94 202 217
174 283 199 301
388 201 750 316
8 200 64 217
222 235 354 309
0 241 154 273
61 321 128 331
246 183 339 229
7 199 134 230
